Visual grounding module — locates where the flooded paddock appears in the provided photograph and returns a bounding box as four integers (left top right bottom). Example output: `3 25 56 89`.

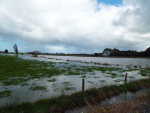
0 54 150 107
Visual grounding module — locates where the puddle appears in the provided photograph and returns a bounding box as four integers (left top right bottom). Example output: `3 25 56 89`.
65 88 150 113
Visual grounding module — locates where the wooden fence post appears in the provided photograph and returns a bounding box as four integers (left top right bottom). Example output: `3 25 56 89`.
82 79 84 91
124 73 127 84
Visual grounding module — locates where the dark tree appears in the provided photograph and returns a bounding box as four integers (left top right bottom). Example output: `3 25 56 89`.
5 49 8 53
146 47 150 56
13 44 18 55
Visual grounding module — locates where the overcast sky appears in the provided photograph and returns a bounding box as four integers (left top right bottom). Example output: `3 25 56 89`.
0 0 150 53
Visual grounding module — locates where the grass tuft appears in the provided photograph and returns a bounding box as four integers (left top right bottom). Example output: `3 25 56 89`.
0 90 12 98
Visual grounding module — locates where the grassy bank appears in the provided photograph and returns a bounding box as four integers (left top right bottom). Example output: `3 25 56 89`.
0 78 150 113
84 92 150 113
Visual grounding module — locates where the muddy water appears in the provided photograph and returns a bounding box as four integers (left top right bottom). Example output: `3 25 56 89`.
0 53 150 108
65 88 150 113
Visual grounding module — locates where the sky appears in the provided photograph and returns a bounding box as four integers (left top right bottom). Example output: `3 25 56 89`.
0 0 150 54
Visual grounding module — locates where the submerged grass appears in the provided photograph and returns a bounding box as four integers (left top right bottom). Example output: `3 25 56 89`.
0 55 62 82
99 80 105 82
1 54 146 86
0 78 150 112
63 82 70 84
30 86 47 91
80 75 86 78
64 87 75 90
47 79 56 82
139 69 150 76
21 83 29 86
0 90 12 98
2 78 31 85
110 73 118 78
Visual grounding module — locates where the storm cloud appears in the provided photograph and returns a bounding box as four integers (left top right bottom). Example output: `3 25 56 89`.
0 0 150 53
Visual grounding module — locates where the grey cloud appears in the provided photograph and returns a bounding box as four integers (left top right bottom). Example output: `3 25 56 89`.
113 0 150 34
0 0 150 53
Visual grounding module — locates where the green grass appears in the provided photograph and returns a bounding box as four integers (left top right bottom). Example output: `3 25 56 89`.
1 54 143 84
139 69 150 76
58 62 68 64
2 78 31 85
21 83 29 86
80 76 86 78
0 55 65 82
114 79 123 82
62 82 71 85
64 87 75 90
128 76 134 78
0 90 12 98
119 74 125 77
87 80 94 84
93 76 100 78
104 75 110 77
30 86 47 91
110 73 118 78
99 80 105 82
47 79 56 82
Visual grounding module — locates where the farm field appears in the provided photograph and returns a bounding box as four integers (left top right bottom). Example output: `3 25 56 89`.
0 54 150 112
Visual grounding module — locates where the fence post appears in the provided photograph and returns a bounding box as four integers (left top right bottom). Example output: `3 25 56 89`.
82 79 84 91
124 73 127 84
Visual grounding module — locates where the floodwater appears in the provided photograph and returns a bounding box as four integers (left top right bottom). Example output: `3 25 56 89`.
21 54 150 68
0 53 150 107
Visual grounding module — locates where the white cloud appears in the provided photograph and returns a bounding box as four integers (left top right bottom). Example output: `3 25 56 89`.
0 0 150 53
46 46 66 53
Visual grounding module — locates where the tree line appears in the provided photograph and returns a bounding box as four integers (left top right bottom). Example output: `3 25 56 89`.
102 47 150 57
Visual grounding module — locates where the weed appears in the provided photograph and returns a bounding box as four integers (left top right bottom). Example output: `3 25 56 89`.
0 90 12 98
47 79 56 82
99 80 105 82
64 87 75 90
63 82 70 84
21 83 29 86
104 75 110 77
110 73 118 78
128 76 134 78
114 79 122 82
94 76 100 78
87 81 94 84
30 86 47 91
80 76 86 78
